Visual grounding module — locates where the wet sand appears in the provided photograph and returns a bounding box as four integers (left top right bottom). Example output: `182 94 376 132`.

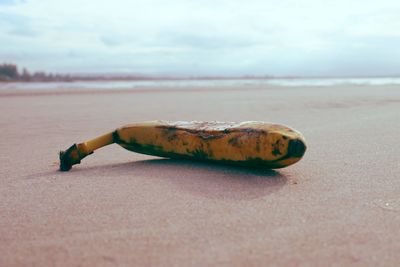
1 85 400 266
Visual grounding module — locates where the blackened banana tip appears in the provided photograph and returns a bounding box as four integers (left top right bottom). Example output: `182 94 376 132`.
288 139 306 158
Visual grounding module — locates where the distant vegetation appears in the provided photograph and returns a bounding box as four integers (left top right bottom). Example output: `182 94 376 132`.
0 63 76 82
0 62 276 82
0 63 159 82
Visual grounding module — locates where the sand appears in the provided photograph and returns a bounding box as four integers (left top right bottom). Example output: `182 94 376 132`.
1 84 400 266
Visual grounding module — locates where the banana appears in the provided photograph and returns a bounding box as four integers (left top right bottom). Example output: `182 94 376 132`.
59 120 306 171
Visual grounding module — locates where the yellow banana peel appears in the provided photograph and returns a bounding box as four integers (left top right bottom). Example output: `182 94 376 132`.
59 120 306 171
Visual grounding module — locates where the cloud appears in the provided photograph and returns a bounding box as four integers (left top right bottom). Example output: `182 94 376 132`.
99 34 126 47
0 0 25 5
0 12 38 37
1 0 400 75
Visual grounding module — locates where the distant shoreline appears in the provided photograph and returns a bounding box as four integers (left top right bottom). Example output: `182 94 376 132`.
2 75 400 83
1 77 400 97
2 63 400 83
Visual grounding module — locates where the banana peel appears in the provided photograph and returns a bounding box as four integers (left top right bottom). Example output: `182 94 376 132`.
60 120 306 171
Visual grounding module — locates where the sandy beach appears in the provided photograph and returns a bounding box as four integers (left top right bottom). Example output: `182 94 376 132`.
1 84 400 266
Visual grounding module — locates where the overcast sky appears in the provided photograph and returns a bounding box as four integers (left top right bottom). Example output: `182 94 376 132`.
1 0 400 76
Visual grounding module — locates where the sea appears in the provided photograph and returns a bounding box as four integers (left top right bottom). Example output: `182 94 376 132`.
1 77 400 91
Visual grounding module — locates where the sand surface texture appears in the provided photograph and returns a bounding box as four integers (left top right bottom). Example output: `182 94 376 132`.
1 85 400 266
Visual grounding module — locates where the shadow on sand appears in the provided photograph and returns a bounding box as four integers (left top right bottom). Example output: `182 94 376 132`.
27 159 287 200
73 159 287 200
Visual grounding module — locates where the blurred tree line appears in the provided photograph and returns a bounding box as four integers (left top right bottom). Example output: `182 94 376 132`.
0 63 74 82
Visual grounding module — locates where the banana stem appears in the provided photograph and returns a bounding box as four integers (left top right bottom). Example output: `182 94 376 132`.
59 131 116 171
84 131 115 153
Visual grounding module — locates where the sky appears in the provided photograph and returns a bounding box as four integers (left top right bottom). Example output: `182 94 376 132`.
1 0 400 76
